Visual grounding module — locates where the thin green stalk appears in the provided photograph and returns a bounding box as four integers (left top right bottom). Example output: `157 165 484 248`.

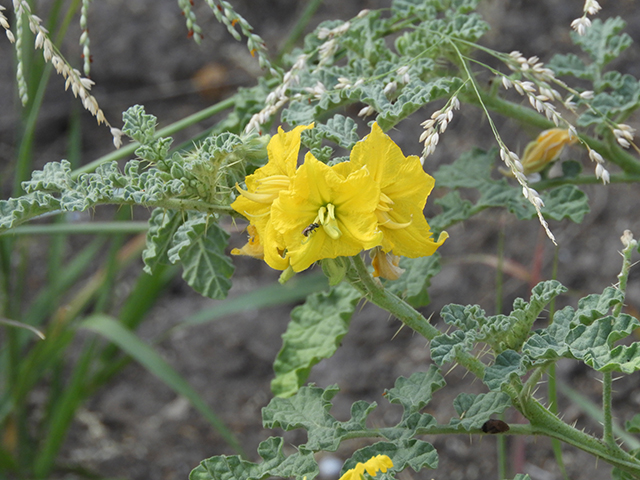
467 92 640 175
1 221 149 237
533 174 640 190
602 371 616 448
347 255 487 379
347 255 440 340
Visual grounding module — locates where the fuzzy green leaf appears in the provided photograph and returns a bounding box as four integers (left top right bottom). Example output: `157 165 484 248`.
541 186 589 223
384 367 446 420
548 53 595 80
344 440 439 475
263 385 375 452
168 213 234 299
449 392 512 430
571 17 632 69
484 350 527 391
190 438 318 480
122 104 158 144
315 115 360 149
430 330 470 366
271 284 362 397
375 79 455 131
575 287 624 324
142 208 183 275
433 148 589 227
22 160 73 193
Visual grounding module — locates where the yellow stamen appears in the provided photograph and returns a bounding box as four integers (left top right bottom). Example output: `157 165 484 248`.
236 175 290 203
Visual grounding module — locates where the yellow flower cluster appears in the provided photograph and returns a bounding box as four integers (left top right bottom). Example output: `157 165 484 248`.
231 123 447 277
338 455 393 480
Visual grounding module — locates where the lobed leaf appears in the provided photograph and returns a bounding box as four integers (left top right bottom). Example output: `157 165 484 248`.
449 392 512 430
263 384 375 452
142 208 183 275
384 367 446 420
190 438 318 480
483 350 527 391
271 283 362 397
571 17 632 69
167 213 234 299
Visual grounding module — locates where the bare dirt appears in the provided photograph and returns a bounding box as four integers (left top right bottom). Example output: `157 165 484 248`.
2 1 640 480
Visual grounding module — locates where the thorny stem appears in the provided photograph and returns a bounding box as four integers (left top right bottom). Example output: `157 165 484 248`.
0 197 234 234
346 252 640 478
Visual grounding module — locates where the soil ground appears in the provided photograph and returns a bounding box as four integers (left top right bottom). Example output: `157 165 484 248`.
1 1 640 480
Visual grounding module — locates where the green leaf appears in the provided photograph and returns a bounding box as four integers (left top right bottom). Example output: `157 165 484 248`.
81 315 243 454
433 148 589 228
575 287 624 324
548 53 594 80
22 159 73 193
142 208 182 275
168 213 234 299
375 78 455 131
449 392 512 430
190 438 318 480
271 283 362 397
541 185 589 223
430 330 469 366
386 254 441 308
262 385 375 451
430 191 473 232
315 115 360 149
484 350 527 391
571 17 632 69
384 367 446 420
122 104 158 144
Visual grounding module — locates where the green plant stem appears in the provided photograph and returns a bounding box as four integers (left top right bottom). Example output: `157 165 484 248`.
71 95 237 178
0 198 233 234
347 255 440 340
346 254 640 478
0 221 149 236
533 174 640 190
602 371 616 448
346 255 488 378
466 92 640 175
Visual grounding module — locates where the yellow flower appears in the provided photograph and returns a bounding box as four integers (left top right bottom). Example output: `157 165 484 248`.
231 124 313 269
520 128 577 175
270 153 383 272
336 122 447 258
339 455 394 480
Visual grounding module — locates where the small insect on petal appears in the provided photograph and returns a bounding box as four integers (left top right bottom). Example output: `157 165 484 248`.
302 223 320 237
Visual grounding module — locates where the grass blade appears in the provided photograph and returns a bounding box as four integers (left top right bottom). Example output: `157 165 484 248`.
80 314 245 456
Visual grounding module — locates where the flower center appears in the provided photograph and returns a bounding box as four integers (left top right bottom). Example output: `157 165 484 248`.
316 203 342 240
237 175 290 203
